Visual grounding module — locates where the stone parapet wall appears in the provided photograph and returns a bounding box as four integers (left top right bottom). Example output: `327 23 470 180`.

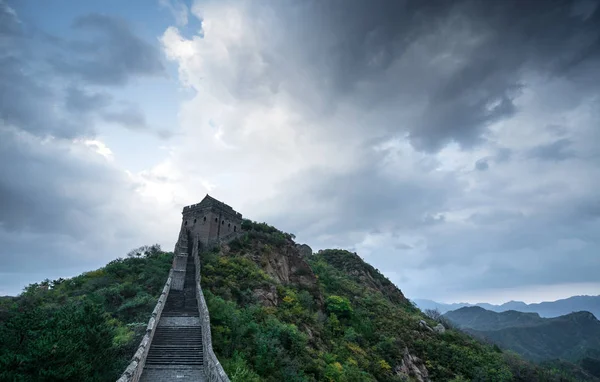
116 269 173 382
192 235 231 382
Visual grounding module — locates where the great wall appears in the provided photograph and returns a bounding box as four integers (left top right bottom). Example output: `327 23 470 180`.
117 195 245 382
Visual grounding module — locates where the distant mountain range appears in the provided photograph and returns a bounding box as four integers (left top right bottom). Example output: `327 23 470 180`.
443 306 600 367
413 295 600 318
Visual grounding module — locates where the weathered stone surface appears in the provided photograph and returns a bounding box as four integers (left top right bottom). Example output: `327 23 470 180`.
434 323 446 334
247 242 323 308
158 316 200 327
419 320 434 332
394 347 430 382
295 243 313 257
177 194 243 250
252 285 279 307
139 367 204 382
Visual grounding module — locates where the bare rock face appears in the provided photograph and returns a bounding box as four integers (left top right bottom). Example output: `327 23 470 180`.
252 285 278 307
394 347 430 382
259 246 316 288
247 241 323 307
434 323 446 334
295 243 313 257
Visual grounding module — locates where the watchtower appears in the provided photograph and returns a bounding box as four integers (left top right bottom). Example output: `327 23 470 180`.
178 194 243 250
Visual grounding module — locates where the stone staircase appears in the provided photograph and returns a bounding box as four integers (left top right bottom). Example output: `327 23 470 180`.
140 254 205 381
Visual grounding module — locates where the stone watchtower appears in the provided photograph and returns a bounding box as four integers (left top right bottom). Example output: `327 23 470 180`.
177 194 243 251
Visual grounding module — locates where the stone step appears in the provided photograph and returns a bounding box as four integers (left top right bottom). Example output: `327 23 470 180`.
140 250 206 379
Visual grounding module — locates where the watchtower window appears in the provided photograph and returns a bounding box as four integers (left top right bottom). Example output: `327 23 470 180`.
215 217 218 222
194 218 197 224
184 221 187 226
203 216 206 222
222 220 224 225
228 223 231 227
234 226 237 232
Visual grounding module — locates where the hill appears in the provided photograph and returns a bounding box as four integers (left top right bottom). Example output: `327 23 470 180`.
414 296 600 318
200 221 594 381
0 245 173 381
444 306 545 331
0 225 595 381
471 312 600 362
444 306 600 379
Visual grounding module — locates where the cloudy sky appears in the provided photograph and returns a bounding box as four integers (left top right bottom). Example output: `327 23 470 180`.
1 0 599 304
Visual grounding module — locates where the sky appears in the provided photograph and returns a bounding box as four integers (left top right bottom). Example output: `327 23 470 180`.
1 0 599 304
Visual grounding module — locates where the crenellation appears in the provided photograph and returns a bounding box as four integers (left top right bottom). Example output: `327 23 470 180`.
177 194 243 249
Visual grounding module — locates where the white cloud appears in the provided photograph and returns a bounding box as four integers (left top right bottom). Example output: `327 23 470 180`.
83 139 114 160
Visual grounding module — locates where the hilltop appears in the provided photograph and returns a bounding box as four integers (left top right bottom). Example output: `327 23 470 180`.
443 306 545 331
200 220 593 381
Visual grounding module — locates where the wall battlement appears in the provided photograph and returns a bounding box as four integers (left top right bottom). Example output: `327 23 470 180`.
177 195 244 249
183 195 242 219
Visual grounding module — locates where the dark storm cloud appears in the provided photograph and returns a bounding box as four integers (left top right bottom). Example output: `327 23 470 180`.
0 56 88 138
258 0 600 152
0 3 173 295
261 145 457 240
64 86 112 113
51 14 165 86
0 128 120 235
0 3 164 138
528 138 576 161
475 159 489 171
0 5 160 138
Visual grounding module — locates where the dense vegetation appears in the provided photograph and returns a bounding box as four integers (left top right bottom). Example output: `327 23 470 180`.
0 245 172 381
0 222 596 381
203 222 592 381
444 307 600 378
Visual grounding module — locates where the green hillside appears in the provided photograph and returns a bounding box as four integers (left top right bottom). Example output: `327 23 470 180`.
201 221 593 381
0 245 173 381
0 225 596 381
471 312 600 362
444 306 600 379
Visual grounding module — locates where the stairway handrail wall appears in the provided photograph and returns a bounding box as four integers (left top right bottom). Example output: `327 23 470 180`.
116 268 173 382
192 235 231 382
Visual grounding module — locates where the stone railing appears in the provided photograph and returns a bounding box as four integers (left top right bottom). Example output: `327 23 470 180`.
116 269 173 382
192 235 230 382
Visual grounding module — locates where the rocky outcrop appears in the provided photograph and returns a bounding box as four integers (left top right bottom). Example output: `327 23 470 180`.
419 320 446 335
220 236 323 307
394 347 430 382
419 319 434 332
295 243 313 257
316 250 409 306
252 285 279 307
